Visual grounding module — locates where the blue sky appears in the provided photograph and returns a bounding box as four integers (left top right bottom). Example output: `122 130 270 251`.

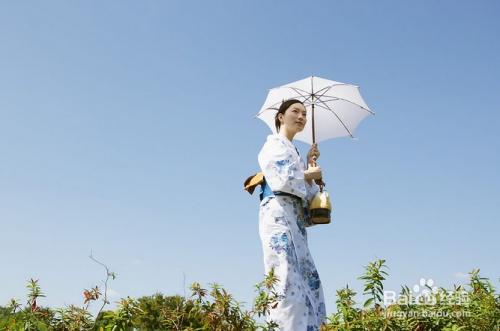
1 0 499 318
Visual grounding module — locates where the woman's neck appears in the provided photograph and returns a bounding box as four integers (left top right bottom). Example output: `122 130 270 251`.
278 127 296 142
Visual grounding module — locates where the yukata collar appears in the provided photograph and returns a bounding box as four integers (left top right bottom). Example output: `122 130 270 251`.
272 133 301 157
271 133 294 148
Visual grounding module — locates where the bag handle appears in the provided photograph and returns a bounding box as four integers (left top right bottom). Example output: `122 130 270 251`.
311 158 326 192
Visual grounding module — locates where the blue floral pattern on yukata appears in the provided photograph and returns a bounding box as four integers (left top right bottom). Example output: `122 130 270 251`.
258 134 326 331
270 232 290 254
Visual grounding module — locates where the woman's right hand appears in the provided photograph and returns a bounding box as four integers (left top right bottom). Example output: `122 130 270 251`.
305 166 322 180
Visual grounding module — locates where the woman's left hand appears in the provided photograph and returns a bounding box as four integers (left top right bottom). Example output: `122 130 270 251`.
307 143 320 166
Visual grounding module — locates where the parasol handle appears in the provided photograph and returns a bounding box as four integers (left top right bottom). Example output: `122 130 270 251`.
311 159 326 191
310 101 325 191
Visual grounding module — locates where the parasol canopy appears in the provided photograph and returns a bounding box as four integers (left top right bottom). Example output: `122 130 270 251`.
254 75 374 145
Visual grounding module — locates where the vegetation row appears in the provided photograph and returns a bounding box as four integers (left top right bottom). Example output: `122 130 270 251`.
2 258 499 331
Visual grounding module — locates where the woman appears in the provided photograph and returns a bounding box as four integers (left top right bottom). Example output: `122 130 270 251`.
258 99 326 330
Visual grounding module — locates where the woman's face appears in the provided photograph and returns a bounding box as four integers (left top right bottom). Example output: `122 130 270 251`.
279 103 307 133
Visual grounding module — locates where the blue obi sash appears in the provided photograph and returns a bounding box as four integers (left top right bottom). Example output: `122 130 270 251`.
260 178 300 201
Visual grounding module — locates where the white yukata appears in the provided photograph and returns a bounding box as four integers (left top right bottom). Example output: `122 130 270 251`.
258 133 327 331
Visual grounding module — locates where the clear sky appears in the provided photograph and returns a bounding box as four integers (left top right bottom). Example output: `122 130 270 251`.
1 0 499 318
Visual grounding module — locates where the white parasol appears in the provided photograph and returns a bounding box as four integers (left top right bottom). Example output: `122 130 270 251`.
254 75 374 145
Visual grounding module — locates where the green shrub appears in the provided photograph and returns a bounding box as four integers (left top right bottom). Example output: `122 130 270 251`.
323 259 500 331
2 259 499 331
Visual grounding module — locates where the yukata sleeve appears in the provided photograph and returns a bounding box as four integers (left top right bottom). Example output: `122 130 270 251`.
301 157 321 228
305 177 320 203
299 157 321 203
258 138 307 199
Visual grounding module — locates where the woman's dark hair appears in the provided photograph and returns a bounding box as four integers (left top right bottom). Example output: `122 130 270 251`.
275 99 304 133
